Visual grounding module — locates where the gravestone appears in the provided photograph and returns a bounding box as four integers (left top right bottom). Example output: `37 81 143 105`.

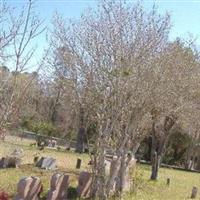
0 148 24 169
76 158 82 169
14 176 42 200
48 140 57 148
118 157 137 192
77 171 93 199
191 186 198 199
0 156 21 168
109 156 137 193
167 178 170 186
10 148 24 158
47 173 69 200
36 157 56 170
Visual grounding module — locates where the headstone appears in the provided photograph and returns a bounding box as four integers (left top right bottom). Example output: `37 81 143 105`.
122 157 137 191
76 158 82 169
14 176 42 200
48 140 57 148
88 160 93 165
0 156 21 168
105 159 111 175
0 157 7 168
10 148 24 158
36 157 56 170
77 171 92 199
110 156 137 192
34 156 39 164
191 186 198 199
35 157 44 168
52 140 57 148
167 178 170 186
47 173 69 200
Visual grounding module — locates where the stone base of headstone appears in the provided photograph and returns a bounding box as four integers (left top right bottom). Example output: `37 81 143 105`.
47 173 69 200
14 176 42 200
36 157 57 170
77 171 93 199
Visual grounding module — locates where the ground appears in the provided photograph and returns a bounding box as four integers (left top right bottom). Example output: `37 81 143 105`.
0 136 200 199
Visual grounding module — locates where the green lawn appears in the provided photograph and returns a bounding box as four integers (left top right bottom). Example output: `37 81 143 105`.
0 136 200 199
125 164 200 200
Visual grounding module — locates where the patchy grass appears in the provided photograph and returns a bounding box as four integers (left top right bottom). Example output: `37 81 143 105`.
0 136 90 199
0 136 200 199
124 164 200 200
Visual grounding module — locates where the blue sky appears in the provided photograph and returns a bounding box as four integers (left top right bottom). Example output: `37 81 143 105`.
6 0 200 69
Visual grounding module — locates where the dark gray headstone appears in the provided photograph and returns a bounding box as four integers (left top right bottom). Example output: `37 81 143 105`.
0 156 21 169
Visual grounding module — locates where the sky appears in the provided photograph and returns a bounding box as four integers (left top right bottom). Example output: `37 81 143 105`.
6 0 200 70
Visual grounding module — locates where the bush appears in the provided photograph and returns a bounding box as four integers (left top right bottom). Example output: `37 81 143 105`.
21 119 61 137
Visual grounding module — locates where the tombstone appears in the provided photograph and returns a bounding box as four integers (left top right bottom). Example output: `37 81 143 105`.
0 157 7 168
191 186 198 199
121 157 137 191
77 171 93 199
10 148 24 158
0 156 21 169
14 176 42 200
36 157 56 170
88 160 93 166
48 140 53 148
48 140 57 148
51 140 57 148
47 173 69 200
105 159 111 175
34 156 39 164
167 178 170 186
76 158 82 169
35 157 44 168
111 156 137 193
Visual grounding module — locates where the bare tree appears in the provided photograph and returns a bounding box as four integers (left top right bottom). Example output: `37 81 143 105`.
0 0 44 137
48 0 171 198
149 40 200 179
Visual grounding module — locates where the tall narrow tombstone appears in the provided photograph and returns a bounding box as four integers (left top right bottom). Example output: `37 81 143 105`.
191 186 198 199
77 171 93 199
14 176 42 200
167 178 170 186
76 158 82 169
47 173 69 200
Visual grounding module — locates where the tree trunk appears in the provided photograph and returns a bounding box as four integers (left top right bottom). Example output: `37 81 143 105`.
116 150 130 193
150 116 176 180
185 144 194 170
150 152 161 180
75 126 85 153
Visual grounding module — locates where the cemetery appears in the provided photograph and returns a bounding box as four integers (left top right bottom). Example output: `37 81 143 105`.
0 135 199 199
1 0 200 199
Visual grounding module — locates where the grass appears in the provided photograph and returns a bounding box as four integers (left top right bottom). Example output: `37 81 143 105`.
0 136 200 199
124 164 200 200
